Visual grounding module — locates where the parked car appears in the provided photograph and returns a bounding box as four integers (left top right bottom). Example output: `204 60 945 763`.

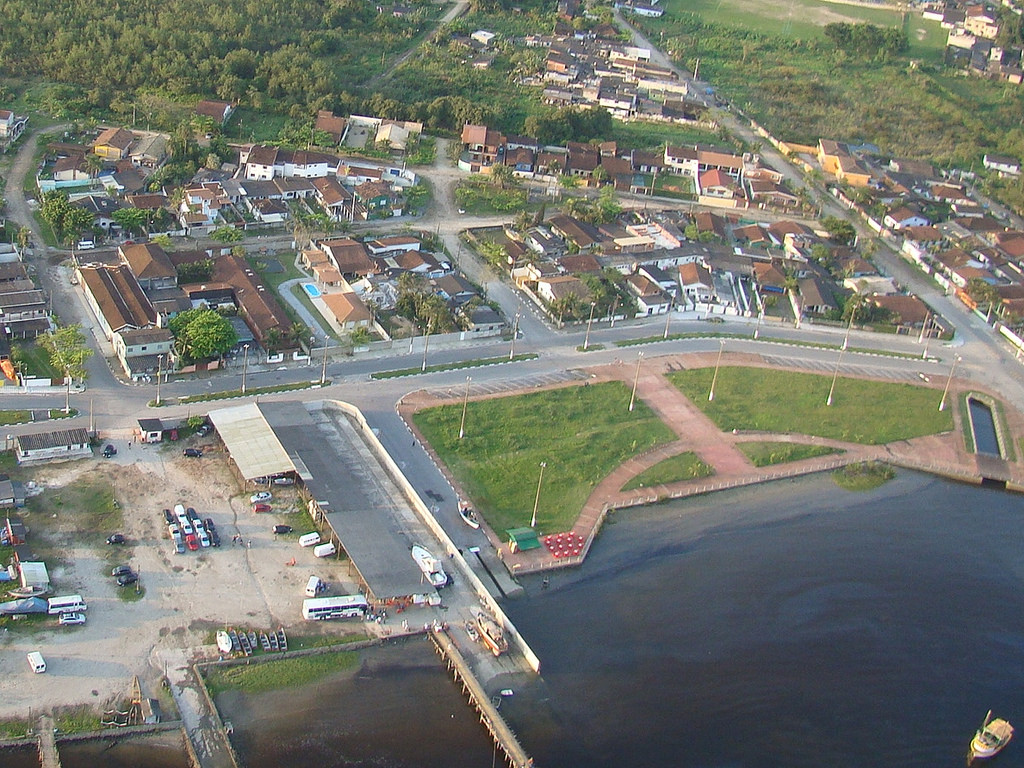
272 525 293 535
185 534 199 551
252 503 272 514
183 448 203 458
162 509 174 525
186 507 199 523
59 612 86 626
208 527 221 547
173 540 186 555
111 565 133 577
116 573 139 587
196 424 212 437
102 444 117 458
204 517 216 531
250 491 272 504
106 534 126 545
272 476 295 486
253 476 270 485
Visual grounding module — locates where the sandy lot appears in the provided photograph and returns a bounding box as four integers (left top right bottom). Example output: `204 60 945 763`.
0 437 365 719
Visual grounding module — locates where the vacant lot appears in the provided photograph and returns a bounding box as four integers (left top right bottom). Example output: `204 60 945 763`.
0 439 366 720
667 366 953 444
413 382 676 532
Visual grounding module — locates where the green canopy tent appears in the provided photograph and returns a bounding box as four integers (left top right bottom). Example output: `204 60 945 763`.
506 527 541 553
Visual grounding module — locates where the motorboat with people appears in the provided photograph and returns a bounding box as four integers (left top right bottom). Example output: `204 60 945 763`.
474 609 509 657
971 711 1014 760
458 502 480 529
411 545 448 588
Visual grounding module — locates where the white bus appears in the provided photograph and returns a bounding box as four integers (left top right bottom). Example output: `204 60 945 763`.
302 595 368 621
47 595 87 615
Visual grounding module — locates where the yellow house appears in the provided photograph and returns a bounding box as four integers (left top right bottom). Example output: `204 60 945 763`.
93 127 135 160
837 154 872 188
817 139 849 176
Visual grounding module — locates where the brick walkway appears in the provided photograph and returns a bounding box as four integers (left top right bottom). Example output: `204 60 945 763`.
400 352 1024 576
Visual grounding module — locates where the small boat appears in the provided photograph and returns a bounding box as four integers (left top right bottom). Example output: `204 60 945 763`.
216 630 233 655
465 620 479 642
269 632 279 651
8 585 48 598
411 545 448 588
500 689 514 697
247 631 257 649
458 504 480 530
239 633 252 656
277 628 288 651
228 629 240 652
474 610 508 657
259 632 271 651
971 711 1014 759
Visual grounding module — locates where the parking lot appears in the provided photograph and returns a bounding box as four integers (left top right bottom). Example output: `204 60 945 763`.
0 436 367 718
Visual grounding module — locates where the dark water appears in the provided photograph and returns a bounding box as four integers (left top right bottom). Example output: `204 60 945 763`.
210 471 1024 767
968 398 1001 456
501 471 1024 768
220 640 496 768
1 744 39 768
59 731 191 768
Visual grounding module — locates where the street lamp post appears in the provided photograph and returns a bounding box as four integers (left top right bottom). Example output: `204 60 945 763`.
708 340 724 402
918 312 930 345
826 305 858 406
938 354 961 411
628 351 644 412
241 344 250 394
421 319 432 372
752 288 763 340
583 302 597 350
155 354 164 406
509 312 520 361
308 336 315 367
320 336 328 386
663 300 674 339
841 302 857 352
609 297 619 328
530 461 547 529
458 375 471 439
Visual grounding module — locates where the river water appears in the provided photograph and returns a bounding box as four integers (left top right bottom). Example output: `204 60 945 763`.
223 470 1024 767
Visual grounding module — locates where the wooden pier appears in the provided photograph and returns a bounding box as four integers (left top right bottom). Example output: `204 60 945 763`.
429 629 534 768
36 715 61 768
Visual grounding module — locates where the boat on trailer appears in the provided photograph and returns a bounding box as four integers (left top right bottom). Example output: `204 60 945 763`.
411 545 448 588
474 609 509 657
971 711 1014 760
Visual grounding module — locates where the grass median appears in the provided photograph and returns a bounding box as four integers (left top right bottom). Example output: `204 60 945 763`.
668 367 952 445
621 452 712 492
413 381 676 532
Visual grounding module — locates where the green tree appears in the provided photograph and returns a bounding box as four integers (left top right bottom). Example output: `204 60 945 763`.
111 207 148 237
39 324 93 412
169 308 238 362
210 226 244 244
820 215 857 246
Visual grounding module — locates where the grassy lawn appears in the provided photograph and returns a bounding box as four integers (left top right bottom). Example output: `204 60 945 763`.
371 354 536 379
833 460 895 491
609 120 721 150
177 379 327 405
667 367 952 444
204 650 359 697
0 410 30 425
413 382 676 533
54 705 102 734
621 451 712 491
41 477 122 547
0 717 33 739
14 342 59 378
454 178 530 215
738 441 840 467
653 172 695 200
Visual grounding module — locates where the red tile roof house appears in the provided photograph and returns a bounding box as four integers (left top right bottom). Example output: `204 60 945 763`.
195 100 235 125
460 124 506 170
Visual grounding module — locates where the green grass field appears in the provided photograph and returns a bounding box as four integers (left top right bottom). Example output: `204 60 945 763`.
621 451 712 491
204 651 359 696
668 367 952 444
413 382 676 533
737 440 840 467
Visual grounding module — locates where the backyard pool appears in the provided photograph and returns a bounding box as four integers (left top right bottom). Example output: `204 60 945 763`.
302 283 321 299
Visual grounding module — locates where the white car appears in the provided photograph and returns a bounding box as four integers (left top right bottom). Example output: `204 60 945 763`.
250 491 272 504
59 612 86 626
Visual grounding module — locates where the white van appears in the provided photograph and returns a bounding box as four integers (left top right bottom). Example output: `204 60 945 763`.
27 652 46 673
305 576 323 597
47 595 87 615
77 240 95 250
313 542 336 558
298 532 321 548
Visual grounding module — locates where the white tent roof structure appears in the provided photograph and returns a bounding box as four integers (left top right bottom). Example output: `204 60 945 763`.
207 403 296 480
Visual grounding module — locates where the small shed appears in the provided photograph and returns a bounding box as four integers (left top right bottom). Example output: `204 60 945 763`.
506 527 542 553
137 418 164 444
18 561 49 590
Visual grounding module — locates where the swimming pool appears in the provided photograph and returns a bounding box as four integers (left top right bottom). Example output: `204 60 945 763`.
302 283 321 299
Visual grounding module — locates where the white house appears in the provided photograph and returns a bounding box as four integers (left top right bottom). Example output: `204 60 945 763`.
983 154 1021 176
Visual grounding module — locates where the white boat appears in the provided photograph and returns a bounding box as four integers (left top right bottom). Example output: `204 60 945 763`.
216 630 233 655
971 710 1014 759
411 545 448 588
474 609 509 657
458 504 480 529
